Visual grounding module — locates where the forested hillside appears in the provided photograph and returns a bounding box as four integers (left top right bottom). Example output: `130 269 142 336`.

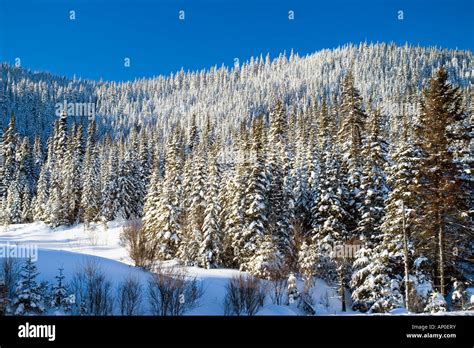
0 43 472 313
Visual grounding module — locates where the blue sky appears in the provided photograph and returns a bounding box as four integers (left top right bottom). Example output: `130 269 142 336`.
0 0 473 81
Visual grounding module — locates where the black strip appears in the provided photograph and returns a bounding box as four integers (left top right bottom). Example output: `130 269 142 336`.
0 315 472 346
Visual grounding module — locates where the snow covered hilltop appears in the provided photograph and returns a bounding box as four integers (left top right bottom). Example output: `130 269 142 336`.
0 43 472 138
0 43 473 315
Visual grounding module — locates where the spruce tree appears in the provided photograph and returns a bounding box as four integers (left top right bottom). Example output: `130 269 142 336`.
145 128 184 260
142 164 162 262
338 72 367 233
33 165 50 222
240 117 269 271
2 113 17 187
100 146 121 221
416 68 468 296
11 258 47 315
311 149 350 282
267 100 293 263
199 144 223 268
81 119 101 225
350 109 390 310
50 267 72 314
181 146 207 264
46 112 69 227
228 121 251 267
356 109 388 242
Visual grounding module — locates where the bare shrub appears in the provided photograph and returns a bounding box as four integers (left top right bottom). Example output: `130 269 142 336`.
120 219 157 270
0 257 20 300
0 281 7 315
268 267 288 305
223 274 266 316
320 290 331 311
148 266 203 316
269 277 287 305
84 224 99 246
118 275 142 315
71 260 114 315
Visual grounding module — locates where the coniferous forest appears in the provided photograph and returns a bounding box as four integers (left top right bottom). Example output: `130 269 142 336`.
0 43 473 315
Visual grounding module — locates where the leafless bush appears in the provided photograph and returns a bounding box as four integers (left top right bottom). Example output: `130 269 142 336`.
0 257 20 299
223 274 266 316
118 275 142 315
120 219 157 270
71 260 114 315
320 291 331 311
0 281 7 315
268 268 288 305
269 277 287 305
85 224 99 246
148 266 203 316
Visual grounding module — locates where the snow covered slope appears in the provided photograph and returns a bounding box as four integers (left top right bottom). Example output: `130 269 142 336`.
0 221 346 315
0 221 471 316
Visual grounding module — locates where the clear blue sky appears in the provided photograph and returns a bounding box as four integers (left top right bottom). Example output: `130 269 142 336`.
0 0 473 81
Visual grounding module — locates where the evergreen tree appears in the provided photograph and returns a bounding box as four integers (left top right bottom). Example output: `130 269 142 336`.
240 117 269 272
350 109 390 310
416 68 468 296
46 112 69 227
142 164 162 260
33 164 50 222
144 128 184 260
11 258 47 315
116 158 139 220
338 72 367 233
64 123 84 223
247 234 282 279
32 135 43 183
297 240 317 290
50 267 73 314
81 119 101 225
2 113 17 188
267 100 293 263
356 109 388 242
311 149 350 282
179 146 207 264
5 178 22 224
137 129 151 215
199 145 223 268
228 122 251 267
186 114 200 154
100 147 121 221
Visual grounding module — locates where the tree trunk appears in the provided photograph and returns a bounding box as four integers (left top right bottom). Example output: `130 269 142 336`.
341 281 346 312
339 261 346 312
402 201 411 312
438 220 445 296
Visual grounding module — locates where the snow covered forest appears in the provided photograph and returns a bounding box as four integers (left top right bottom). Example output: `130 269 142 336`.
0 43 473 315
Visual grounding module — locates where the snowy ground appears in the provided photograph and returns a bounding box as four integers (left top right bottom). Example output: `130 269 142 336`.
0 221 472 316
0 221 350 315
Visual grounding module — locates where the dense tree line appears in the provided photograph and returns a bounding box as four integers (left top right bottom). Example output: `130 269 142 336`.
0 45 472 314
1 43 472 140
